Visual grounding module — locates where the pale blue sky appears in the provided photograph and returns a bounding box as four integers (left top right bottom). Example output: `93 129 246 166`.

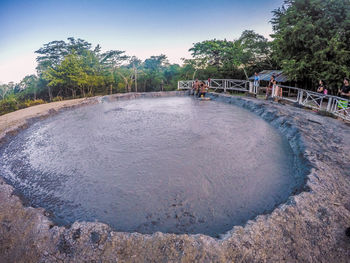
0 0 283 83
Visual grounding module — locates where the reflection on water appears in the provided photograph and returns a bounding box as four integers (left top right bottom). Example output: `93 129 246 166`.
0 97 298 237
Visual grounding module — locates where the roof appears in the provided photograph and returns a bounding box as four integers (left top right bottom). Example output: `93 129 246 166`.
249 70 288 83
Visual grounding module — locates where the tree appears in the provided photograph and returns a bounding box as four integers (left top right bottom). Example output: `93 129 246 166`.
100 50 129 94
143 55 169 91
237 30 274 69
163 64 181 90
189 40 229 66
35 38 103 98
35 38 93 72
43 53 88 98
115 67 134 93
271 0 350 90
188 31 272 80
0 83 11 100
181 58 209 79
19 75 39 100
128 56 143 92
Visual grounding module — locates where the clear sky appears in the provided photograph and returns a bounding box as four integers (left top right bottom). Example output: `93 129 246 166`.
0 0 283 83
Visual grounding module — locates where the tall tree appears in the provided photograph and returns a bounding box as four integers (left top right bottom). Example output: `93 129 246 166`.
43 53 88 98
0 83 12 100
19 75 39 100
188 31 272 79
238 30 274 68
271 0 350 90
143 55 168 91
100 50 129 94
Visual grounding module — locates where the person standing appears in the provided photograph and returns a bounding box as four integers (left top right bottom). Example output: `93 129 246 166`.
317 80 325 94
317 79 324 93
338 78 350 98
337 77 350 117
274 82 283 101
192 79 199 96
253 72 260 94
266 75 276 100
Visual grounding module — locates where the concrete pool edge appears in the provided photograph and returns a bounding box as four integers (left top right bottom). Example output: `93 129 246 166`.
0 91 349 262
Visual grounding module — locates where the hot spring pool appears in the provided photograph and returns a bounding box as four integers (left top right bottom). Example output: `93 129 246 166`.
0 96 299 237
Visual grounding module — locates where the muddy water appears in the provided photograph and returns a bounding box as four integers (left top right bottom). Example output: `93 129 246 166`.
0 97 299 237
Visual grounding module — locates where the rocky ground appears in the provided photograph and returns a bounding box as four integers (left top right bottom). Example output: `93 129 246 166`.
0 91 349 263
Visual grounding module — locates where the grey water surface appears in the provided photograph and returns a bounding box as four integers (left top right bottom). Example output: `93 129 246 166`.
0 97 299 237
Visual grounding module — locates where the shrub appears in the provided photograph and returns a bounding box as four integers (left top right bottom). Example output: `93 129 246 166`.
0 98 47 116
23 99 46 107
52 96 63 102
0 96 19 115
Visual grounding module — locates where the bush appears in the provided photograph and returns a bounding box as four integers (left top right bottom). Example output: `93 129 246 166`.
52 96 63 102
23 99 46 108
0 98 47 116
0 96 19 115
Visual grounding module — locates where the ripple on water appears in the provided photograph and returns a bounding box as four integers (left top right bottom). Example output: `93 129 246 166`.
0 97 299 237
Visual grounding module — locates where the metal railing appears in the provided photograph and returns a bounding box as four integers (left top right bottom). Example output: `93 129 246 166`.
211 79 248 92
326 96 350 120
178 79 248 92
178 79 350 121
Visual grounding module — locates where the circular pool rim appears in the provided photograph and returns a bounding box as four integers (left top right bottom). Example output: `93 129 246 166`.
0 94 304 237
0 91 349 262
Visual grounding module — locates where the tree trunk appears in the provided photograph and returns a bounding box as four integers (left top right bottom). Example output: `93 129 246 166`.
48 86 53 101
243 67 249 80
192 69 198 80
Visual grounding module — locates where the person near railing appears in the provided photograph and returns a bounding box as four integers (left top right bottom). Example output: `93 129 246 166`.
253 72 260 94
266 75 276 100
198 82 208 98
274 83 283 102
317 80 328 95
192 79 199 96
337 77 350 116
338 78 350 98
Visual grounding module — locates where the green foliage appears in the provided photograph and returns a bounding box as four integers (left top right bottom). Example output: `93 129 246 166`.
0 96 46 116
44 52 90 98
0 96 19 115
186 31 273 80
52 96 63 102
30 38 182 99
271 0 350 90
0 82 15 100
23 99 45 107
16 75 40 101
